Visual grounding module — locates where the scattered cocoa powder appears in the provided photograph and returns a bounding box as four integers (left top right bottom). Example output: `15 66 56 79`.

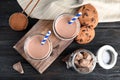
9 12 28 31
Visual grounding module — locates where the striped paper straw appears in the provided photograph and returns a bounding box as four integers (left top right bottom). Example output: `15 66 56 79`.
41 31 51 45
68 12 82 24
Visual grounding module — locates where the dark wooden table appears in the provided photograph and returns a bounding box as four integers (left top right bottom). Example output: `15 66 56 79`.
0 0 120 80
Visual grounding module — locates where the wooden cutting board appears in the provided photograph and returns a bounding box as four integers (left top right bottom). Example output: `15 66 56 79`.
14 20 73 74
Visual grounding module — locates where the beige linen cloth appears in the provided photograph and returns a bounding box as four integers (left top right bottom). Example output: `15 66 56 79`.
17 0 120 22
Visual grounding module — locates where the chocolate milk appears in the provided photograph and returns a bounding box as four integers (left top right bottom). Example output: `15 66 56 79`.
53 13 80 40
25 35 51 60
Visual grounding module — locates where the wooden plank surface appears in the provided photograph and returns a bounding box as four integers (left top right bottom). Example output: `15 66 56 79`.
14 20 73 74
0 0 120 80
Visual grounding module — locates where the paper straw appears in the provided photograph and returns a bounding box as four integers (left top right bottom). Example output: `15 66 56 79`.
68 12 82 24
41 31 51 45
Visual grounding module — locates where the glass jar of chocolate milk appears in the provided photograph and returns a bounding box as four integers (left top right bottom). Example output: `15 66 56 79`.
24 33 52 60
53 13 80 40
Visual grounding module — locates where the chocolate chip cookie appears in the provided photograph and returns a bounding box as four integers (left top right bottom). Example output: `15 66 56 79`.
75 26 95 44
78 4 98 29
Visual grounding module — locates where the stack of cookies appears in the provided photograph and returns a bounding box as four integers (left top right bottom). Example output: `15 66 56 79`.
75 4 98 44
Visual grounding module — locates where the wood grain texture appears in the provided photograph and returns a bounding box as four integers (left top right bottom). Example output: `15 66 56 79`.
0 0 120 80
14 20 73 74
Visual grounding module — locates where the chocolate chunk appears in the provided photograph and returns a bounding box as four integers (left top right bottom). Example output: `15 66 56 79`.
79 59 90 67
74 60 80 68
83 23 89 27
89 35 91 38
88 26 93 29
82 15 84 18
82 22 86 25
75 53 83 60
87 37 91 41
86 9 90 11
87 26 91 29
91 18 95 22
82 12 88 18
80 52 84 54
93 10 96 14
93 19 96 23
78 67 90 72
82 5 85 10
13 62 24 74
62 54 71 62
83 53 88 59
80 39 83 42
82 30 86 32
86 27 89 31
84 12 88 16
85 33 89 36
88 59 94 68
83 52 92 60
